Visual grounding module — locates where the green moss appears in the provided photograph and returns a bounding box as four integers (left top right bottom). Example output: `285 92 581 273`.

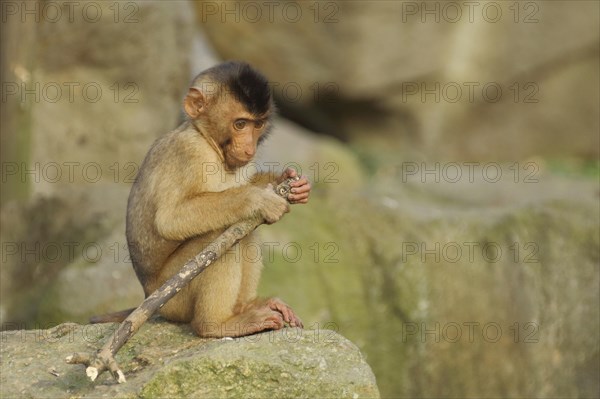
546 157 600 178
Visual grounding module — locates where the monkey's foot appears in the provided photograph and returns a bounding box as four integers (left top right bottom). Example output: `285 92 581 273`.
249 308 286 334
266 297 304 328
65 351 126 383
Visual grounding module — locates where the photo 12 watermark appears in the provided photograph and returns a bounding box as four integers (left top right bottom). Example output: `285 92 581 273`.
400 81 539 104
401 241 540 264
197 1 339 24
400 2 540 24
1 161 341 185
397 162 540 184
1 81 139 104
1 239 341 265
401 321 540 343
1 1 139 24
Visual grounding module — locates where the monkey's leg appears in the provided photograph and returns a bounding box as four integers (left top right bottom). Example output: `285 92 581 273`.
233 233 264 309
234 234 302 329
188 254 243 337
192 300 286 338
189 236 287 338
234 247 303 328
193 296 302 338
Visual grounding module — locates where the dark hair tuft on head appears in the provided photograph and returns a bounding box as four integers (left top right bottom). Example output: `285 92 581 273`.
204 61 272 116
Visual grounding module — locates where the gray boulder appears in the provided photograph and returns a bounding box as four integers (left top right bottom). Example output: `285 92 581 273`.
0 322 380 398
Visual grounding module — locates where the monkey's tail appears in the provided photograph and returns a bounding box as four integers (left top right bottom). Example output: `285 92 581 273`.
89 308 136 324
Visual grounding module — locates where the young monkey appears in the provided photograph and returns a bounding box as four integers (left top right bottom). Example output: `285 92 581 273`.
123 61 311 337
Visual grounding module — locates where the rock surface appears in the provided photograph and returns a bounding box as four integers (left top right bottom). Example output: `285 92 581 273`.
1 0 198 325
261 167 600 398
0 321 380 398
198 1 599 160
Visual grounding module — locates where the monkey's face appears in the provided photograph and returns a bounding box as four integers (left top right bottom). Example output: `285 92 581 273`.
222 103 269 169
183 81 272 170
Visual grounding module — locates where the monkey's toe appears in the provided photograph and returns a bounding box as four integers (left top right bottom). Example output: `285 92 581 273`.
290 314 304 329
263 317 285 331
266 298 303 329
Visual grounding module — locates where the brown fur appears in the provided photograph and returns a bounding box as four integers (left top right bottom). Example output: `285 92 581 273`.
122 63 308 337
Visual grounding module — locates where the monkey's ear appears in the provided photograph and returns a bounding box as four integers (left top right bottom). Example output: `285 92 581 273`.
184 88 205 119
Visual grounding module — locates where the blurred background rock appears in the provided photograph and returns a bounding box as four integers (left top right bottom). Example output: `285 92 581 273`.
1 1 598 397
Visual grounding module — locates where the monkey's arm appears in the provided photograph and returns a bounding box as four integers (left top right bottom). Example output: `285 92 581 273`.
154 185 288 241
249 172 278 186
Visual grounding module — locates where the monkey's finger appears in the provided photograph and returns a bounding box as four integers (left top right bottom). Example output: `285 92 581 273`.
284 168 298 178
288 192 310 201
290 176 308 187
291 184 311 194
277 168 297 183
289 198 309 205
288 198 307 204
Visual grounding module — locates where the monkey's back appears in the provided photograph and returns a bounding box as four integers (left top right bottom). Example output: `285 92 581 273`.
126 124 193 290
125 122 258 296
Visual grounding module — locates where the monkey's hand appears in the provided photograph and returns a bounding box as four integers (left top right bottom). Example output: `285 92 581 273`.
278 168 311 205
252 185 290 224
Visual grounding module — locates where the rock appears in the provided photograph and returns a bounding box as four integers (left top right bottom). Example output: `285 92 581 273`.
0 0 200 327
197 2 342 106
37 224 144 324
0 196 114 326
1 0 199 237
29 0 195 212
197 2 599 160
260 167 600 398
0 321 380 398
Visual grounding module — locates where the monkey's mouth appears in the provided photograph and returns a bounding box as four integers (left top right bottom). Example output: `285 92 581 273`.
224 153 252 169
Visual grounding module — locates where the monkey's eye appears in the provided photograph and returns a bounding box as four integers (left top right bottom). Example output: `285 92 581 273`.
255 120 265 129
234 119 247 130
